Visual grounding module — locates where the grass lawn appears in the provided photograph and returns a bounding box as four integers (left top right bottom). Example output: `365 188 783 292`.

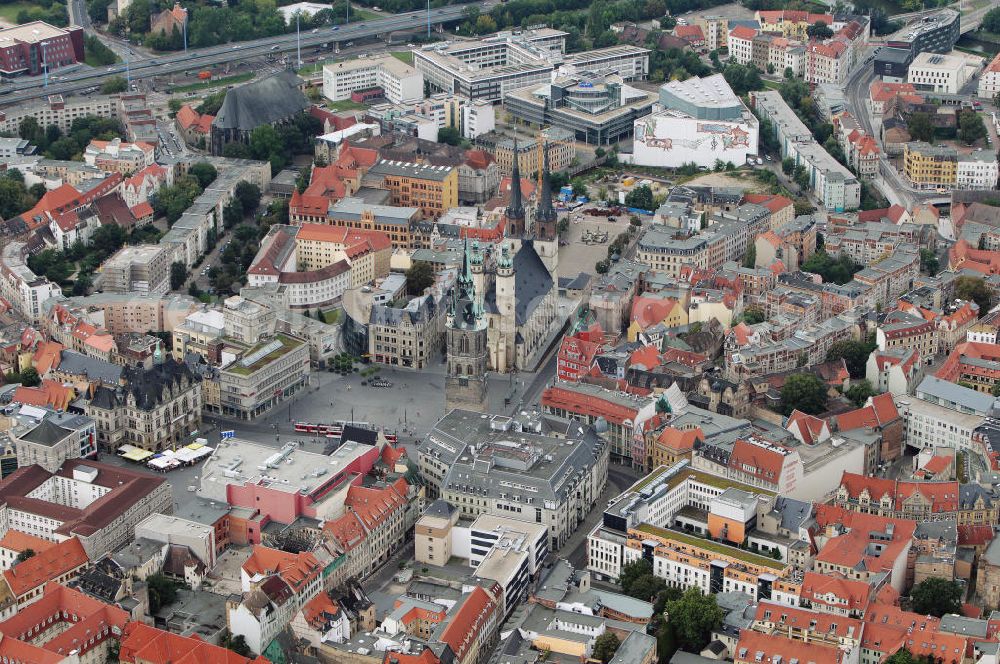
348 5 379 20
325 98 368 111
390 51 413 65
322 309 341 324
85 52 119 67
170 72 254 93
762 80 781 90
0 1 34 22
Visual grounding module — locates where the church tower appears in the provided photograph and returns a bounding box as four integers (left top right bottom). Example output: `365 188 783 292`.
505 137 526 238
446 240 489 413
533 143 560 275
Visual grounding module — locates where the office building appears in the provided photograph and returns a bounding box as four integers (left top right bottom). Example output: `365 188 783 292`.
413 29 567 102
322 56 424 105
419 410 608 550
505 75 656 145
365 160 458 219
218 333 310 420
886 9 960 56
0 22 83 77
12 410 97 473
907 51 975 94
628 74 758 169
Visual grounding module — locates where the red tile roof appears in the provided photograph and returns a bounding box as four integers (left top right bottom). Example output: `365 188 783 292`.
786 410 827 445
346 481 408 531
119 621 269 664
958 524 993 547
656 426 703 453
800 571 873 613
243 546 322 593
542 385 638 426
439 585 499 663
813 505 915 574
3 537 87 598
728 438 787 484
736 628 846 664
324 511 368 552
753 601 863 640
0 529 58 556
630 294 680 331
12 379 74 410
730 26 757 40
837 472 960 514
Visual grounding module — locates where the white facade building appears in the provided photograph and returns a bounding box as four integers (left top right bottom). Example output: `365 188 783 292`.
979 52 1000 99
907 51 975 94
627 74 759 169
956 152 999 190
322 56 424 105
462 99 495 139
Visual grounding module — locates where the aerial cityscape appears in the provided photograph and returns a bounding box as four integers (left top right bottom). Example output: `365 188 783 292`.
0 0 998 662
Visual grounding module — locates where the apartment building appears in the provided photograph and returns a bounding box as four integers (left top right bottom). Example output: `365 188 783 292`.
83 138 156 175
322 56 424 104
94 244 171 297
903 141 957 189
0 460 172 559
365 160 458 220
897 376 993 457
978 52 1000 99
956 152 999 190
750 90 860 211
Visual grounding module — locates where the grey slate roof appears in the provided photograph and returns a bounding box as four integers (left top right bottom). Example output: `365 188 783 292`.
57 350 123 384
773 497 812 532
123 359 199 411
512 239 553 326
212 70 309 132
20 418 71 446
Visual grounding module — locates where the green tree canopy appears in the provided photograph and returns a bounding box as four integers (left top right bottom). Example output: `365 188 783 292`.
664 588 723 653
845 379 877 408
807 20 833 38
958 111 988 146
170 261 188 291
780 373 829 416
743 305 766 325
189 162 219 189
955 276 992 315
910 578 963 617
625 185 655 211
593 632 620 664
100 76 128 94
405 261 435 296
825 339 873 378
907 112 934 144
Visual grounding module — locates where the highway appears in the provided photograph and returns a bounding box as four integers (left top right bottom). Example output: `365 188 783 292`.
1 2 493 105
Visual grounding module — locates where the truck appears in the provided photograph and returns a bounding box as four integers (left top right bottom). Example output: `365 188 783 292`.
197 70 211 80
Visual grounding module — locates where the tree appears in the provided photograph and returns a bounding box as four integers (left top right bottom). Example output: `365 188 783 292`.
665 588 723 653
222 631 254 658
146 574 179 614
170 261 187 291
826 339 872 378
189 162 218 189
234 181 261 215
806 20 833 38
0 176 33 220
593 633 621 664
910 578 963 617
908 112 934 144
982 6 1000 33
438 126 463 146
742 244 756 269
15 548 35 563
802 249 861 285
920 248 939 276
845 379 876 408
625 184 654 211
84 35 117 66
958 111 988 146
793 164 810 190
780 373 828 415
744 304 766 325
781 157 794 175
619 559 654 595
405 261 434 295
19 367 39 387
100 76 128 94
955 276 992 315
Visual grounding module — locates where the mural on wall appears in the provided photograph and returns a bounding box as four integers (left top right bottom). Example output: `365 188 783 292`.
636 117 751 151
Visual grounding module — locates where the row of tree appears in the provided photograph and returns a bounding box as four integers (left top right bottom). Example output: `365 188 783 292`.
18 115 125 163
152 162 219 225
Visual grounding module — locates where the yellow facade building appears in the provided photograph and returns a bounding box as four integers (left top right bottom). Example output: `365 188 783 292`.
366 161 459 220
903 141 957 189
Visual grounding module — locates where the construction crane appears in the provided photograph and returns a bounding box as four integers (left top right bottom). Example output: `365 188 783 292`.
535 130 575 193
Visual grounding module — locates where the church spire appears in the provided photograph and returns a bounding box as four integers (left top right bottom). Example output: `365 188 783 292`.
535 142 557 225
450 239 480 327
506 136 525 224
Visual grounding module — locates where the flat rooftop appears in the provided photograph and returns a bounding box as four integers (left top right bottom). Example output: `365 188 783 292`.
197 437 374 501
